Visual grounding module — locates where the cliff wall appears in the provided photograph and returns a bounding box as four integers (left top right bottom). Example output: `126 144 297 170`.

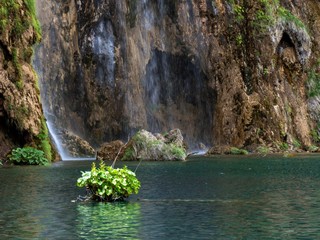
0 0 52 160
34 0 320 151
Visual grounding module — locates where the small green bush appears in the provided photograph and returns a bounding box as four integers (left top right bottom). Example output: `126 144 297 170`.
311 129 320 143
9 147 48 165
292 139 301 149
308 145 319 152
77 162 141 202
230 147 249 155
37 118 53 161
256 146 270 155
121 147 135 161
169 144 187 159
278 142 289 151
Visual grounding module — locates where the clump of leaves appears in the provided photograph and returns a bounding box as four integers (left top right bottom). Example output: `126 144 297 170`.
77 161 141 202
229 147 249 155
308 145 319 153
256 146 270 155
9 147 48 165
278 142 289 151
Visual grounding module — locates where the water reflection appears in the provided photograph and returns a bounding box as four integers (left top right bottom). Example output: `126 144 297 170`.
76 202 141 240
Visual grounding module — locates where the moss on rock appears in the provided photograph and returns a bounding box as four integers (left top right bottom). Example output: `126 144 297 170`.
120 129 187 161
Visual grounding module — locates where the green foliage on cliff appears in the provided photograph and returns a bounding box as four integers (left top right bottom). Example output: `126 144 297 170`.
9 147 48 165
0 0 41 42
120 130 187 161
307 60 320 98
122 147 135 161
230 147 248 155
37 118 53 162
77 161 141 202
277 6 306 29
24 0 41 41
12 47 23 88
228 0 306 35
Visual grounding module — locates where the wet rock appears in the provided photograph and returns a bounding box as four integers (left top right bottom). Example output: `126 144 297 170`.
121 129 187 161
207 146 233 155
97 140 124 161
34 0 320 152
61 130 95 158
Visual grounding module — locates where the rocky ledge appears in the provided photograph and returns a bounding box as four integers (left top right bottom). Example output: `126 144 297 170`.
97 129 187 161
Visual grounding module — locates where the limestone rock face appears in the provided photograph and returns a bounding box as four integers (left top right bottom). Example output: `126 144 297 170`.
34 1 320 151
0 1 46 159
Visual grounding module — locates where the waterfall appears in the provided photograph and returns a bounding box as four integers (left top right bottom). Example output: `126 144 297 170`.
34 0 217 156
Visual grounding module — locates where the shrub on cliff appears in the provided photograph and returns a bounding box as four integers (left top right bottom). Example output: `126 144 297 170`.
9 147 48 165
121 129 187 161
77 161 140 202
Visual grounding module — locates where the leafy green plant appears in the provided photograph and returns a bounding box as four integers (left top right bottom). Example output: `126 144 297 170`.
9 147 48 165
278 142 289 151
36 118 53 161
77 162 141 202
277 6 306 29
256 146 270 155
307 60 320 98
311 129 320 143
230 147 249 155
169 144 187 159
121 147 135 161
308 145 319 152
292 139 301 149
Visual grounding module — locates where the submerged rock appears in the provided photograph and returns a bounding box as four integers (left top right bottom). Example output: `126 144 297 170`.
121 129 187 161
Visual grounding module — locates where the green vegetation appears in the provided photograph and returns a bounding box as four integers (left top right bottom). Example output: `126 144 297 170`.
12 47 23 88
0 0 42 89
120 130 187 161
36 118 53 161
121 147 135 161
77 162 141 202
168 144 187 159
278 142 289 151
256 146 270 155
9 147 48 165
0 0 41 42
24 0 41 41
308 145 319 152
292 139 301 149
311 129 320 143
229 147 249 155
228 0 306 37
277 6 306 29
307 60 320 98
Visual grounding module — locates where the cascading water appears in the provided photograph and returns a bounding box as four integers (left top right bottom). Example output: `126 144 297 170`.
34 0 217 157
138 0 215 149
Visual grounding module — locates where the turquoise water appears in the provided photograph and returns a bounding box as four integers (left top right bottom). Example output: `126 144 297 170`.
1 155 320 239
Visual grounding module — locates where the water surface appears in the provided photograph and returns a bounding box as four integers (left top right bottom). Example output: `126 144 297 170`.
1 155 320 239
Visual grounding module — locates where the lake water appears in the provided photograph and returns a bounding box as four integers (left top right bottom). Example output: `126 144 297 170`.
1 155 320 239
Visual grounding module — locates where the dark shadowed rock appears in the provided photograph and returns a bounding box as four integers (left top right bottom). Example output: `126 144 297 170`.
61 130 95 158
97 140 124 161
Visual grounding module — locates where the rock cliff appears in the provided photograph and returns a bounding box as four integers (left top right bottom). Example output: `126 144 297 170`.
34 0 320 152
0 0 52 160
